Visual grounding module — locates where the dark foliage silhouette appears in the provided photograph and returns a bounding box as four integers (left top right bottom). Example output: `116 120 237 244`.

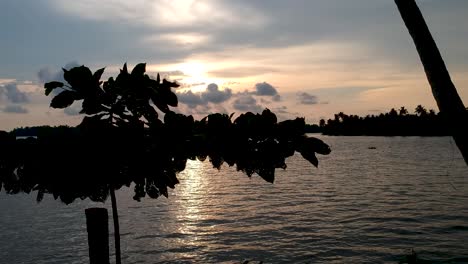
0 63 330 263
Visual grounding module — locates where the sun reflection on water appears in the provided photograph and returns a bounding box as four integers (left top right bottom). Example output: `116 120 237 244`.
172 159 220 256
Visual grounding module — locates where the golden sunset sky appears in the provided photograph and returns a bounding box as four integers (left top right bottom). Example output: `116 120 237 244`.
1 0 468 130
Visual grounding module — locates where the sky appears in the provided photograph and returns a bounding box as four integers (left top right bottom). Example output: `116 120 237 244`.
1 0 468 131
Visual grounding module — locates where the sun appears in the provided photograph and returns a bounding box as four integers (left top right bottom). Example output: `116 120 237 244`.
150 60 240 93
174 60 231 92
176 61 207 79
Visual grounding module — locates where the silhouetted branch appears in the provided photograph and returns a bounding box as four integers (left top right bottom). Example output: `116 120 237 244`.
0 62 331 263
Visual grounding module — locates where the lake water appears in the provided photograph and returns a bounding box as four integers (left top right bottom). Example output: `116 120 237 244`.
1 136 468 264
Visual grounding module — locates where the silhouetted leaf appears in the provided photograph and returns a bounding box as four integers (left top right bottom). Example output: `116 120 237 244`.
103 77 114 93
164 91 178 107
63 66 93 91
262 108 277 124
36 189 44 202
162 79 179 88
143 106 159 124
131 63 146 77
50 91 77 108
300 151 319 167
93 68 105 82
153 99 169 113
146 181 159 199
300 137 331 155
258 167 275 183
121 63 128 74
165 171 179 189
80 98 103 115
44 81 63 95
159 185 168 198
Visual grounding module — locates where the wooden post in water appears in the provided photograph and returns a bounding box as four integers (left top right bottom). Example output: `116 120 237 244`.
85 208 110 264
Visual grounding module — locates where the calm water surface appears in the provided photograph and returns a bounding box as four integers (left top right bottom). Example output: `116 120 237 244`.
1 136 468 263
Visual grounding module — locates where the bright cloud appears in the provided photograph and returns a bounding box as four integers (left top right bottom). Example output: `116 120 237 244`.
50 0 268 28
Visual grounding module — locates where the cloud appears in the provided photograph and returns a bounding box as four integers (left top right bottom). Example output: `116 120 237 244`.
1 83 29 103
177 83 232 108
202 83 232 103
0 79 16 85
177 90 204 108
155 70 187 79
183 104 212 116
297 92 318 105
144 33 212 48
179 82 206 89
251 82 281 101
3 105 28 114
51 0 268 29
254 82 278 96
208 67 277 78
232 93 263 113
38 61 80 84
273 106 289 114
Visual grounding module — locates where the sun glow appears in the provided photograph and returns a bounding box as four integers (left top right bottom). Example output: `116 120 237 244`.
152 61 226 92
176 61 206 78
148 57 262 94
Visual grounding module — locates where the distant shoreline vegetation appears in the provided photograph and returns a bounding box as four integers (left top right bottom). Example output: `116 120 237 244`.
318 105 453 136
7 105 463 137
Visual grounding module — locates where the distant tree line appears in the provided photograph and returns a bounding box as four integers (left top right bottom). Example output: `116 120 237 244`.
319 105 456 136
13 123 326 137
11 125 77 138
10 105 457 137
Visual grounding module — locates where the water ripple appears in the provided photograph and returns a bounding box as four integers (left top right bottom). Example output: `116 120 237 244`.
1 136 468 263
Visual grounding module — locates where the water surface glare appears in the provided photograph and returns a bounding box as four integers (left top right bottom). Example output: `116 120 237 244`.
1 136 468 263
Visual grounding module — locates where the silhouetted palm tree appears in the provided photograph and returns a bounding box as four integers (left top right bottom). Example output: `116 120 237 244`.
415 105 427 116
399 106 408 116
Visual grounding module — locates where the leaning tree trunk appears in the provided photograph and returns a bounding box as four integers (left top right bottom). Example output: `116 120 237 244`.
395 0 468 165
110 187 122 264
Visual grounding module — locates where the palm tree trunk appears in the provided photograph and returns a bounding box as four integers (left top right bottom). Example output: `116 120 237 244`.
395 0 468 165
110 187 122 264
